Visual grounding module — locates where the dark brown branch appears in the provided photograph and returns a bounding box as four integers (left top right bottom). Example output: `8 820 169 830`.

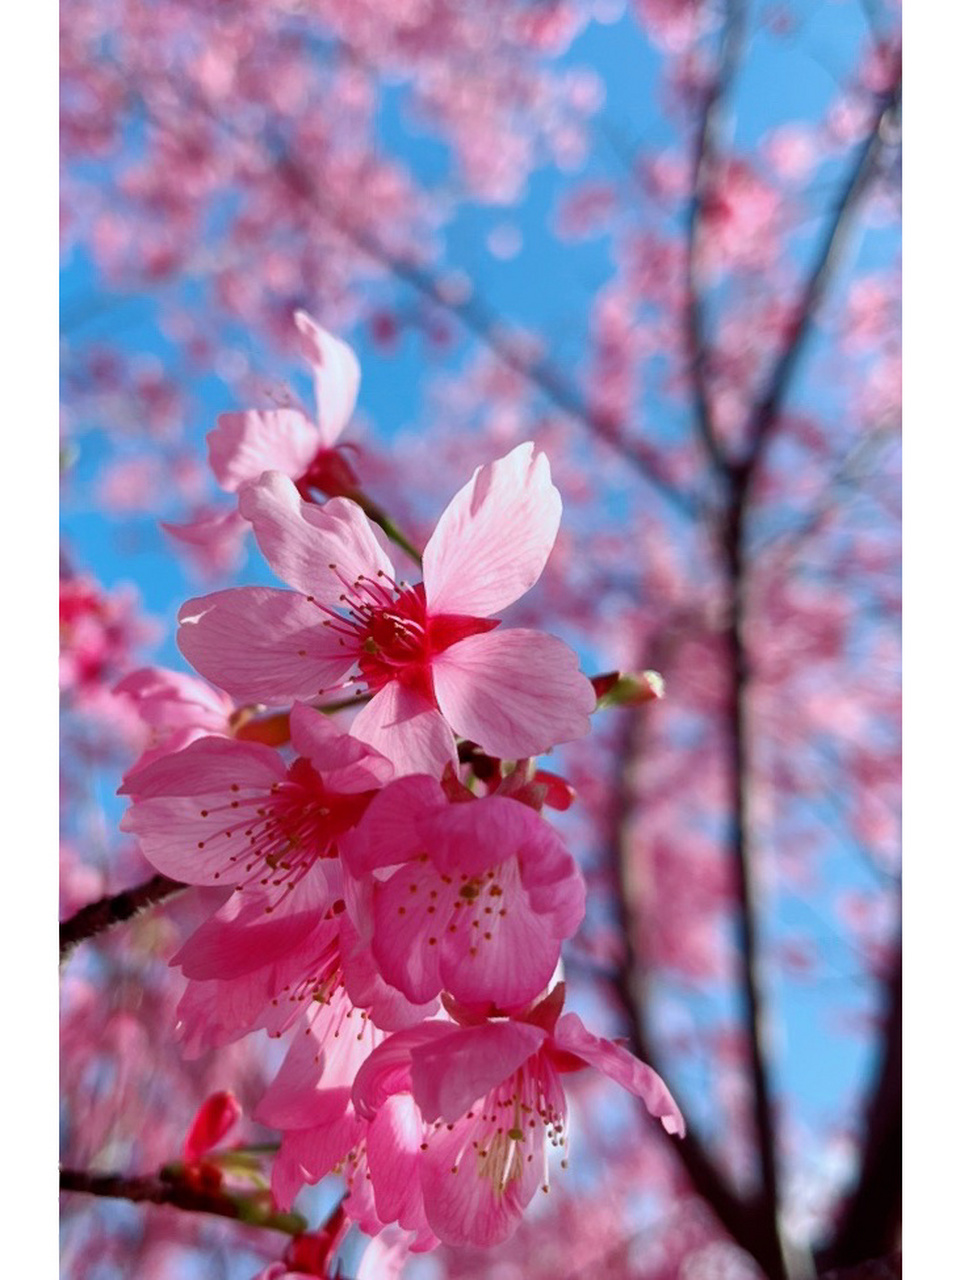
815 949 902 1273
708 65 901 1278
722 505 789 1280
60 1168 307 1235
60 874 186 962
605 693 789 1279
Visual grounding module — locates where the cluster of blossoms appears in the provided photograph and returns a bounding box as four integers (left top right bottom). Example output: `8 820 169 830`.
118 319 683 1271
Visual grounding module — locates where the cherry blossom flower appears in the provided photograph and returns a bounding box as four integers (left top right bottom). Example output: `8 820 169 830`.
208 311 361 500
178 443 596 772
115 664 236 774
349 984 683 1247
119 702 393 907
341 774 586 1010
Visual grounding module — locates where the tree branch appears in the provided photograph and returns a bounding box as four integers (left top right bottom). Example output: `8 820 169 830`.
684 0 747 480
60 874 186 963
742 65 901 479
60 1167 307 1235
815 948 902 1273
604 693 789 1279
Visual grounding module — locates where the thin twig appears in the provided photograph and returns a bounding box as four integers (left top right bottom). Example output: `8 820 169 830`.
60 1167 307 1235
59 874 186 963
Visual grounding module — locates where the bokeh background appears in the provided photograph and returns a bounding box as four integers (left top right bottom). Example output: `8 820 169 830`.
60 2 901 1277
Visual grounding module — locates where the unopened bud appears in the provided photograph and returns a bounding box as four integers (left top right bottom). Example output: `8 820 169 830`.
183 1091 242 1164
591 670 665 709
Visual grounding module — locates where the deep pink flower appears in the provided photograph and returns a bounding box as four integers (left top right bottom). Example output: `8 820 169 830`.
207 311 361 499
253 995 438 1252
341 775 585 1010
119 702 393 905
350 985 684 1248
178 443 595 772
173 870 437 1056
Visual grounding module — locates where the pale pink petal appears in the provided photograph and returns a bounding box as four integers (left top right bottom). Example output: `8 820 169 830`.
370 862 461 1005
420 1114 544 1247
114 665 233 732
410 1022 546 1123
366 1096 432 1237
288 702 394 794
176 976 272 1057
239 471 392 600
118 736 287 883
295 311 361 447
432 628 595 759
432 856 576 1009
161 507 249 579
422 442 561 617
340 910 439 1030
356 1230 418 1280
349 683 457 778
256 994 382 1131
553 1013 685 1136
207 409 320 492
271 1113 364 1210
177 587 353 705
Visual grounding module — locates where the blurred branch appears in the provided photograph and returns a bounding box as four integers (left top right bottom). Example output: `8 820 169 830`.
59 874 186 963
741 63 901 483
684 0 747 481
815 948 902 1274
604 693 790 1280
751 421 900 571
709 62 901 1278
102 46 700 522
60 1167 307 1235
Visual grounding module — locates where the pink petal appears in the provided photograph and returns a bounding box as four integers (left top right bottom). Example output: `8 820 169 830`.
552 1013 686 1136
365 1096 431 1236
340 910 439 1030
431 856 575 1009
421 442 561 617
176 976 271 1057
432 628 595 759
177 587 352 705
370 862 460 1005
207 409 319 492
119 736 288 883
339 775 446 876
419 1114 543 1247
239 471 392 600
114 665 233 732
349 682 458 778
271 1114 364 1210
294 311 360 447
410 1021 546 1123
352 1023 454 1121
288 702 394 794
256 994 382 1131
172 872 335 980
